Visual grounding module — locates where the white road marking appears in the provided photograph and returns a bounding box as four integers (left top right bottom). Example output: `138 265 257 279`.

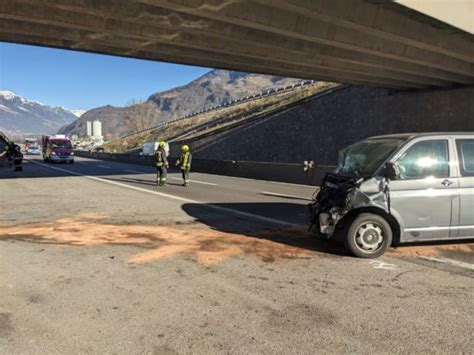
261 191 312 201
266 180 317 188
124 169 144 174
28 159 296 228
169 176 217 186
418 256 474 271
211 171 316 187
370 260 397 270
97 165 111 169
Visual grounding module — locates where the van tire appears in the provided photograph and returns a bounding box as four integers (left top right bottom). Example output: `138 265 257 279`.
344 213 392 258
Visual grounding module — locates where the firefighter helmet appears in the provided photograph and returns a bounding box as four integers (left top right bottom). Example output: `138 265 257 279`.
181 145 190 152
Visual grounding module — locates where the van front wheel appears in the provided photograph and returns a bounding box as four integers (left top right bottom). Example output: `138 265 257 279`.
345 213 392 258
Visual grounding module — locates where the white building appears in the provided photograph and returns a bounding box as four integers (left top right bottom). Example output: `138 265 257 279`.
86 121 92 137
91 120 103 145
92 120 102 138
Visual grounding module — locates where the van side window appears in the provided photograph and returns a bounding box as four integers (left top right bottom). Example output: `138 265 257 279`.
396 140 449 180
456 139 474 177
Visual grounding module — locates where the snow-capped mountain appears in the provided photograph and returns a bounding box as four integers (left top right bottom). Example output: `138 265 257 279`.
0 91 78 135
71 109 86 118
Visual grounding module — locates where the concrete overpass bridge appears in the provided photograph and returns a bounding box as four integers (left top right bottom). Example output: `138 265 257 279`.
0 0 473 90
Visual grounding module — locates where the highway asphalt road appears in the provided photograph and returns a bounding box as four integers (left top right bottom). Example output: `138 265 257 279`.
0 156 473 354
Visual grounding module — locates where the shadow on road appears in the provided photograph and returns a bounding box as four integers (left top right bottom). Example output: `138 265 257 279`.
182 202 348 257
182 203 474 261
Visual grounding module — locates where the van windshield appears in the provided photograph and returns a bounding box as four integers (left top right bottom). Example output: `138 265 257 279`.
50 140 72 149
336 138 406 177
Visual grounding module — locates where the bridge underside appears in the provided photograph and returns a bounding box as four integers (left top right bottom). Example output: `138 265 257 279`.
0 0 473 89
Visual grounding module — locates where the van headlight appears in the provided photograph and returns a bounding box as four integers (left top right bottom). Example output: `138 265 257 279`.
51 152 56 155
70 152 74 156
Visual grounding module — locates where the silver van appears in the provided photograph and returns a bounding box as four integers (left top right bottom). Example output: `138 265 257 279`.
309 133 474 258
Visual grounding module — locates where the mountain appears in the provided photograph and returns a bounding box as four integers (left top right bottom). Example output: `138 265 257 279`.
0 91 78 135
146 70 303 122
58 70 304 138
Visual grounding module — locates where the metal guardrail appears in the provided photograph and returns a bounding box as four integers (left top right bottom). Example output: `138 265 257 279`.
118 80 316 140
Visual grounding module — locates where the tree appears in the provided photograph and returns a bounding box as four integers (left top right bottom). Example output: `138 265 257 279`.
123 99 159 134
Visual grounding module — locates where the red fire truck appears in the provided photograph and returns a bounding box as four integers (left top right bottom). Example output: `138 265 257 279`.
42 135 74 164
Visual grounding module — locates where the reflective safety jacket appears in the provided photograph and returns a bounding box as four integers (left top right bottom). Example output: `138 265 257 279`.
154 147 168 167
4 143 13 158
177 151 192 170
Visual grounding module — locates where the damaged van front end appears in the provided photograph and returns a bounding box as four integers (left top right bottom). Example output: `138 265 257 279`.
308 136 408 258
309 174 390 238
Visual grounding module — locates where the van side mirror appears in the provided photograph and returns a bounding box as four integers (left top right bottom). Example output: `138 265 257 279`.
384 162 400 180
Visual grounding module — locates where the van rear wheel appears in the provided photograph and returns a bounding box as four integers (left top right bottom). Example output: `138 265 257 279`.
345 213 392 258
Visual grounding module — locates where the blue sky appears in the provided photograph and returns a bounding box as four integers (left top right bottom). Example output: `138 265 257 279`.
0 43 211 110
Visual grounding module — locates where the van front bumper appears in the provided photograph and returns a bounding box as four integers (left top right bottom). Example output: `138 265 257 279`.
50 155 74 162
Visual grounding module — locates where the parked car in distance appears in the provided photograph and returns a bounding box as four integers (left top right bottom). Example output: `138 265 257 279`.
26 145 41 155
309 132 474 258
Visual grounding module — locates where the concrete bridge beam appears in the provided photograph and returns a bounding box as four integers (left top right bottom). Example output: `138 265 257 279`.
0 0 472 89
143 0 474 76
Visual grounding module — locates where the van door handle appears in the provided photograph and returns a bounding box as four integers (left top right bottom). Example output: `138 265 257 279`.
441 179 452 187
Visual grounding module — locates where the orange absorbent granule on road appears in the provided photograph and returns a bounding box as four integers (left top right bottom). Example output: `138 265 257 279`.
0 213 309 266
388 243 474 257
